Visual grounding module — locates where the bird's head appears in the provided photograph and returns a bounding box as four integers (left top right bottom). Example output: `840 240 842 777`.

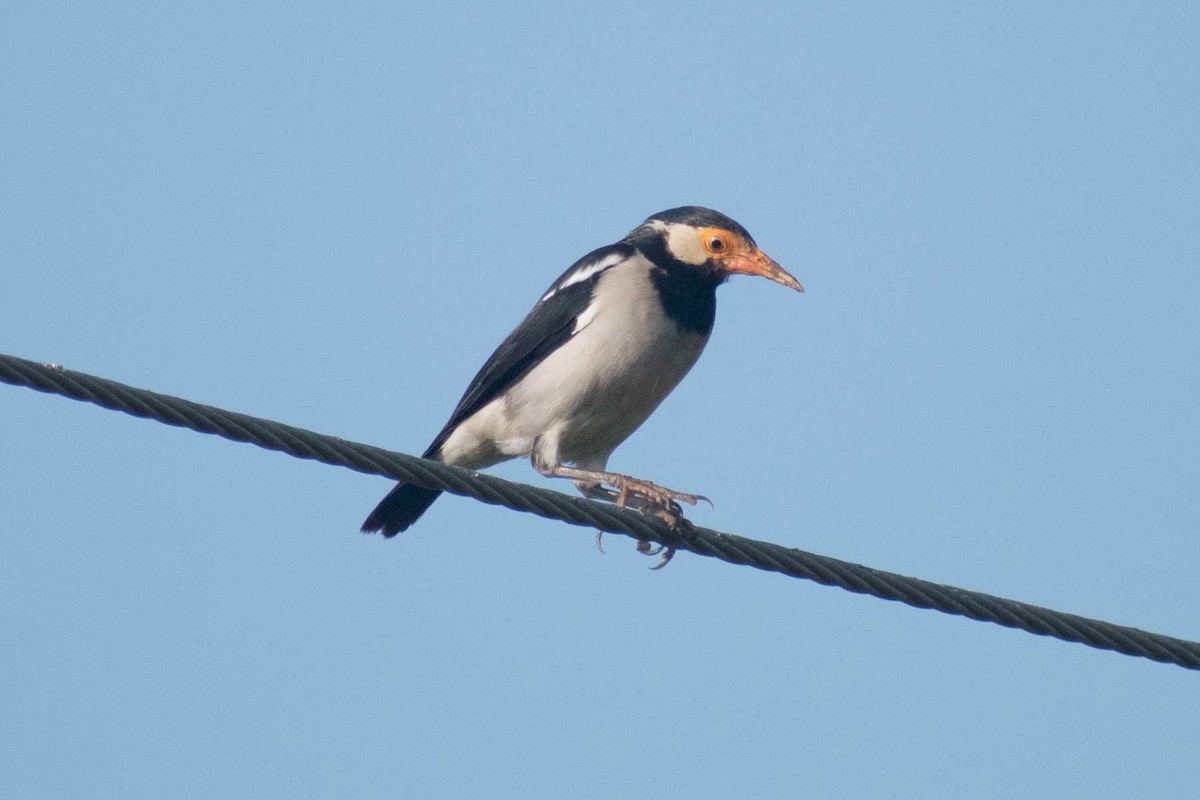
632 206 803 292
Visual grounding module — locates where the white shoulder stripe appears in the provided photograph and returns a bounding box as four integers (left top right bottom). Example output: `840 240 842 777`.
539 251 626 302
571 298 601 334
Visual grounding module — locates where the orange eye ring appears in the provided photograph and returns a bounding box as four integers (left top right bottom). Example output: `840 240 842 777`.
699 226 743 256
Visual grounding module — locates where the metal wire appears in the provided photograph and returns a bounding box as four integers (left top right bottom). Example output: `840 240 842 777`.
3 351 1198 671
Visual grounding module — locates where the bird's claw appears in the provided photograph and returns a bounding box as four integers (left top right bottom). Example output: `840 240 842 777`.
636 538 675 570
636 539 664 556
594 529 606 555
649 546 676 570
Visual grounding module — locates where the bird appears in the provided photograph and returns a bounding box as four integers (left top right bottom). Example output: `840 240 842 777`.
361 206 802 562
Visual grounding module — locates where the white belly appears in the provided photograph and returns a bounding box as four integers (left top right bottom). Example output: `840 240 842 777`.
439 264 710 469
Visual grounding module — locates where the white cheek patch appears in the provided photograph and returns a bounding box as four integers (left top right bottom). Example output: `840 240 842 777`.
665 223 708 265
540 251 626 302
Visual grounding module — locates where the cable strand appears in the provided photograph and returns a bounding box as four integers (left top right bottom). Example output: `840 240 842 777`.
3 352 1198 671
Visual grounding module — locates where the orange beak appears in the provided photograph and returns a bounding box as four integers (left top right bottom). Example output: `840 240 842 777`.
720 249 804 293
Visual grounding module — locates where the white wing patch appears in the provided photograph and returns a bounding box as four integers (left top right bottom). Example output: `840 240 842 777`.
571 297 601 334
540 251 626 302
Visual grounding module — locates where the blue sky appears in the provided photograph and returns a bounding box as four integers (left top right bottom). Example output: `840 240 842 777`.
3 2 1198 797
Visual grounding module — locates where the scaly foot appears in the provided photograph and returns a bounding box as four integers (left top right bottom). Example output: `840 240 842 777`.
610 475 708 520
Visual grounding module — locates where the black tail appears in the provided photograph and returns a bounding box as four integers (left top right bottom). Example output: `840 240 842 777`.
361 482 443 537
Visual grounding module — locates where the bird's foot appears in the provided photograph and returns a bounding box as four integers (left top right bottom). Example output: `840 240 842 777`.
594 529 674 568
572 473 702 568
562 466 710 522
610 475 709 523
611 476 701 569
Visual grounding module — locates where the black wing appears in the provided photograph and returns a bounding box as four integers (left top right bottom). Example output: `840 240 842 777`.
422 243 634 458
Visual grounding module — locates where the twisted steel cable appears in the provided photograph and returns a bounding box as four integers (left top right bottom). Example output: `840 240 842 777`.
3 352 1198 671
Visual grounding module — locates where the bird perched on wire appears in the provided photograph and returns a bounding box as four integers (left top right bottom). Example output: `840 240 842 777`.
362 206 802 564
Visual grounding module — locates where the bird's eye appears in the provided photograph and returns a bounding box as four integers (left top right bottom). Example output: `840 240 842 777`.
708 236 725 252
